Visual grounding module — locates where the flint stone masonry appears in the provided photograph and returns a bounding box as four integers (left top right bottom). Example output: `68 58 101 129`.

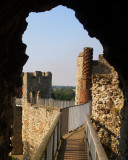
22 104 59 160
75 52 83 105
76 52 124 159
91 55 124 159
21 71 60 160
11 71 52 156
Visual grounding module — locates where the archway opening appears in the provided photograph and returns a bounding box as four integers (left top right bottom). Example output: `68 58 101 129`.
20 6 123 160
22 5 103 87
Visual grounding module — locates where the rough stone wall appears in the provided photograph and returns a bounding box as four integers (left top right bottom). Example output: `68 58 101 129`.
75 47 93 105
75 53 83 105
22 71 59 160
92 56 124 159
23 71 52 104
11 106 23 155
22 104 59 160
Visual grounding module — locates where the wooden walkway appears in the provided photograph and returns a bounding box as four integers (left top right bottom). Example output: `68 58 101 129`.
57 125 88 160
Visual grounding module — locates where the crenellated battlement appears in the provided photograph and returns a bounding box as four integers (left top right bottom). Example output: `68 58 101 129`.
25 71 52 78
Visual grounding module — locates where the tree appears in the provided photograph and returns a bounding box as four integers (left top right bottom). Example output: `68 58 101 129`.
51 88 75 101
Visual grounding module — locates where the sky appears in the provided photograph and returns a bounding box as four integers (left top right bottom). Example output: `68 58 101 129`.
23 5 103 86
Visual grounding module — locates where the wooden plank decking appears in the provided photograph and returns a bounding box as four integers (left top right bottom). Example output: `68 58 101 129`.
57 125 88 160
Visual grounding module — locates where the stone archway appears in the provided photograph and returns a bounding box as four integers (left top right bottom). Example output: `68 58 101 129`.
0 1 128 159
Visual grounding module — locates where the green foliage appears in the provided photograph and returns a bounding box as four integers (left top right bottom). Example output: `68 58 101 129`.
51 88 75 101
52 85 75 89
9 156 16 160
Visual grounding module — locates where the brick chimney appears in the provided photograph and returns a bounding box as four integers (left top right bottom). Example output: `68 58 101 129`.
75 47 93 105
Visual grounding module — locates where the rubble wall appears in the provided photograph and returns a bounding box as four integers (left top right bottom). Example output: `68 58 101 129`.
92 56 124 159
75 54 83 105
22 104 59 160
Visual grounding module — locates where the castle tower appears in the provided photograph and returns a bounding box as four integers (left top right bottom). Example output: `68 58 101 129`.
75 47 93 105
22 71 52 105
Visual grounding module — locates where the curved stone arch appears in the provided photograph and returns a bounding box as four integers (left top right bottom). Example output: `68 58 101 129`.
0 1 128 159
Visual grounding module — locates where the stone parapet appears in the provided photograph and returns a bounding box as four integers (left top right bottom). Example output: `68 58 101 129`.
22 104 59 160
92 70 124 159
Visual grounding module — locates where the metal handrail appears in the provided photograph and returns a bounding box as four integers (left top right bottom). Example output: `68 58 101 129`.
85 114 108 160
32 112 61 160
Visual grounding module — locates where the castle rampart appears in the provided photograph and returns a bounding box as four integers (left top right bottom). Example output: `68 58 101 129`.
75 49 124 159
22 105 59 160
12 71 52 157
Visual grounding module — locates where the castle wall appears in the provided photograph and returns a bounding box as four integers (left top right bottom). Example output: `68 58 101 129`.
75 54 83 105
21 71 60 160
75 50 124 158
91 55 124 159
23 71 52 104
22 104 59 160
